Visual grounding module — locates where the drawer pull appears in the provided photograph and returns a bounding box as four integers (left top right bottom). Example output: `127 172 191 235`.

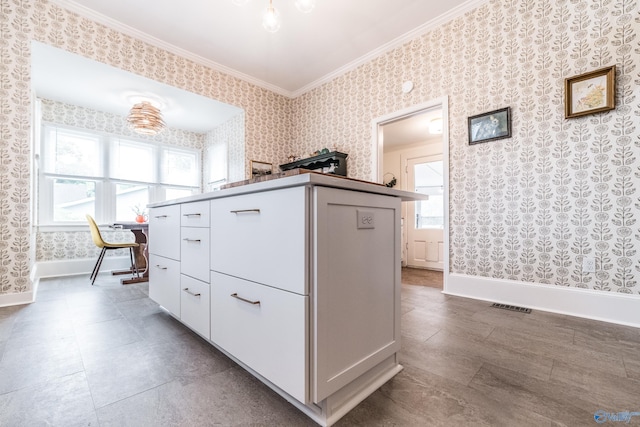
183 213 202 217
183 238 202 242
183 288 201 297
230 293 260 305
154 215 168 219
230 209 261 214
155 265 168 270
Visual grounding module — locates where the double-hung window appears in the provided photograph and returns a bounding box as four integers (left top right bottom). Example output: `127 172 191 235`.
39 125 200 226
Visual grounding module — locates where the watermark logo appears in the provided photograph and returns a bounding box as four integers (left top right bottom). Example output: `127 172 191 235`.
594 410 640 424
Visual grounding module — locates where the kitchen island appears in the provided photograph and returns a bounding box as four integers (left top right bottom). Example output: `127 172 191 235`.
147 172 424 426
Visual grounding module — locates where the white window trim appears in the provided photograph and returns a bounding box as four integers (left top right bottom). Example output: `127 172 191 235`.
38 124 201 226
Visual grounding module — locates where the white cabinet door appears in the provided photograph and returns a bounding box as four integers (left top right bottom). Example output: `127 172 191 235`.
312 187 401 403
180 275 210 339
149 205 181 260
181 227 210 283
149 254 181 317
210 187 308 295
210 271 308 403
181 201 210 228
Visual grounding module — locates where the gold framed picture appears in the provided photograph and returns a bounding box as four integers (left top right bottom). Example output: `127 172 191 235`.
250 160 272 178
565 65 616 119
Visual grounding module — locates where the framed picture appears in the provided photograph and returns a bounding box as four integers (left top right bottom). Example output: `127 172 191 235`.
250 160 272 178
565 65 616 118
468 107 511 145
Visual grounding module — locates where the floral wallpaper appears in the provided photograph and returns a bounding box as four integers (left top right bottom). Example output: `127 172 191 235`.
1 0 639 298
291 0 640 293
1 0 291 295
204 112 245 193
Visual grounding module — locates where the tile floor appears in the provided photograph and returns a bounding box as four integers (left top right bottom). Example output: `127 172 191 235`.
0 274 639 426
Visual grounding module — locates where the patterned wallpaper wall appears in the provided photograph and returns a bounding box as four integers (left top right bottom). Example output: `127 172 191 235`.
203 112 246 193
1 0 638 297
1 0 292 295
291 0 640 293
36 98 208 262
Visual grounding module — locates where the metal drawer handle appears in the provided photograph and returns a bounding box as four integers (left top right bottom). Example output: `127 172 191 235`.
183 288 201 297
230 209 261 214
230 293 260 305
183 213 202 217
154 215 168 219
155 265 168 270
183 238 201 242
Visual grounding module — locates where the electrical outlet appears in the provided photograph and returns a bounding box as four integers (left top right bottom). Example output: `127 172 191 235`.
582 257 596 273
357 210 375 229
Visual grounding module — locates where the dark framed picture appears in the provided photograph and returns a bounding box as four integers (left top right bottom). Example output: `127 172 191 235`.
468 107 511 145
565 65 616 118
250 160 272 178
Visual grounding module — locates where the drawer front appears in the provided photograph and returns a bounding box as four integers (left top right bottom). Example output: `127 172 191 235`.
210 187 307 295
149 205 181 260
149 254 181 317
180 275 210 339
181 201 210 227
210 271 307 403
181 227 210 283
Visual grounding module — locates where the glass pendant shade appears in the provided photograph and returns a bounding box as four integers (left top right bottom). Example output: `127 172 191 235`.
262 2 281 33
294 0 316 13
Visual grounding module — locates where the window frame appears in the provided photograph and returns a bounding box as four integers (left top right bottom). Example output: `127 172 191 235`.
38 124 201 227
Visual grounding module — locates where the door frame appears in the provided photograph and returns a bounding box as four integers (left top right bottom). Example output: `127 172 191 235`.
370 96 450 291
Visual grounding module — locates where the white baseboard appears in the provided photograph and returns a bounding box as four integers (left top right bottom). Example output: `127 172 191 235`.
0 288 36 307
445 273 640 328
31 256 130 280
0 256 131 308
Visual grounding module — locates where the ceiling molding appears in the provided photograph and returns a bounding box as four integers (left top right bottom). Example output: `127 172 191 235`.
290 0 488 98
48 0 294 98
49 0 488 100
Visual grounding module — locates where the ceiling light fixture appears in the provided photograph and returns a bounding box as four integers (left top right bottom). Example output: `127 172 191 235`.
428 117 443 135
262 0 281 33
233 0 316 33
127 101 166 135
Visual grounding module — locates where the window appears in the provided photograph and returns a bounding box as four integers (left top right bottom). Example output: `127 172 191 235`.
39 126 200 225
414 160 444 229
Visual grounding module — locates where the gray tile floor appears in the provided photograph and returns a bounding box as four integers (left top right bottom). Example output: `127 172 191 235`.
1 274 639 426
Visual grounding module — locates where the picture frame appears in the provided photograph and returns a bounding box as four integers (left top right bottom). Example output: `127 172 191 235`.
468 107 511 145
565 65 616 119
250 160 272 178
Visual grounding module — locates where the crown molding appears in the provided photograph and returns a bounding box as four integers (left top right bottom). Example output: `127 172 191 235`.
48 0 294 98
49 0 487 100
291 0 488 98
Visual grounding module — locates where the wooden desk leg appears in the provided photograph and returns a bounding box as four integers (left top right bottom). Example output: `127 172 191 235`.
121 229 149 285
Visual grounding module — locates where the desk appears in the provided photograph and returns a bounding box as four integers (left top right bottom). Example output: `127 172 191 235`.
112 222 148 284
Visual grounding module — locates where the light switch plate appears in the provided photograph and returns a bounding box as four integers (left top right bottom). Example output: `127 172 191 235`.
357 210 375 229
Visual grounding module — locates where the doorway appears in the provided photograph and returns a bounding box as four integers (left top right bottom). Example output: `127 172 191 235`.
371 97 449 290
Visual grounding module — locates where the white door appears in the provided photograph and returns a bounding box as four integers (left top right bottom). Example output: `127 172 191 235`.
406 155 444 270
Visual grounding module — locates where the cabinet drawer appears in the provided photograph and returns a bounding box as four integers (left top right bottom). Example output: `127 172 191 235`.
181 227 210 283
210 187 307 295
149 254 180 317
180 275 210 339
149 205 181 260
210 271 307 403
181 201 210 227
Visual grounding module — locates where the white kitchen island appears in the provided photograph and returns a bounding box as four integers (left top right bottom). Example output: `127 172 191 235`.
147 172 423 426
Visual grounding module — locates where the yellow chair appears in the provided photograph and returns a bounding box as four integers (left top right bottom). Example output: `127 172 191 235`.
86 215 139 285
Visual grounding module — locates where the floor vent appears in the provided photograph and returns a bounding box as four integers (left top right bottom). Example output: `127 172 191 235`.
491 303 531 314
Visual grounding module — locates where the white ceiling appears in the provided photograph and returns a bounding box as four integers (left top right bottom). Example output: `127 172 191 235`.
382 108 443 151
51 0 484 97
32 41 243 133
36 0 484 134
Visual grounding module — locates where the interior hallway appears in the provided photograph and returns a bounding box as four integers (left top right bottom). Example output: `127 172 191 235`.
0 274 639 425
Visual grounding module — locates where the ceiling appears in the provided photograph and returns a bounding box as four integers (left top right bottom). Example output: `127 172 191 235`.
382 108 443 151
51 0 484 97
32 41 243 133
